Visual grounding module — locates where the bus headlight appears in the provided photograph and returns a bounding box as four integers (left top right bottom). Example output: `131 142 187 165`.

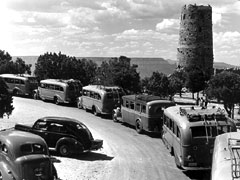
187 155 194 162
193 146 198 150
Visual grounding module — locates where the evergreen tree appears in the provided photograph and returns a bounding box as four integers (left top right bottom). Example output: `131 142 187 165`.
206 71 240 118
0 77 14 118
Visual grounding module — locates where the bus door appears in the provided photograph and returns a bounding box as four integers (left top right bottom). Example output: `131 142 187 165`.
83 90 93 110
128 101 136 126
190 126 215 167
121 99 130 124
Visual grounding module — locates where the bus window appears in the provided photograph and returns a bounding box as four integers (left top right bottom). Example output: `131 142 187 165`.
177 126 181 138
141 105 146 113
107 93 113 99
41 83 45 88
9 78 14 84
15 79 20 84
126 100 129 108
49 85 55 90
149 104 163 115
169 119 173 131
191 126 211 137
130 101 134 110
20 80 25 84
136 103 141 112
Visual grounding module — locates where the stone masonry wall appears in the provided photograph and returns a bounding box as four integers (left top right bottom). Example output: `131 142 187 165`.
177 4 213 77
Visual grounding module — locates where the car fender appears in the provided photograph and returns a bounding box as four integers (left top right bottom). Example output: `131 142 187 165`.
0 162 17 180
56 137 83 151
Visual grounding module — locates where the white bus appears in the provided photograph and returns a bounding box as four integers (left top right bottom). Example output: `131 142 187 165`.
211 132 240 180
0 74 38 97
38 79 82 105
77 85 125 116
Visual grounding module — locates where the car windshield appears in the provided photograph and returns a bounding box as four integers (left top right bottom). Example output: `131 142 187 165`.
20 143 47 156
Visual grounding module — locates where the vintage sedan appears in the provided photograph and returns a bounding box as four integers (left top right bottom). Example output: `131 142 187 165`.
0 129 58 180
15 116 103 156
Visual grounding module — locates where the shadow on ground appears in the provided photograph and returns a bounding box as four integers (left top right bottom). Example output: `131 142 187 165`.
51 151 114 161
183 170 211 180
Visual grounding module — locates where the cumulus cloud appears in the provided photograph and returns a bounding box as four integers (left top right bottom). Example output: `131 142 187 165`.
156 19 179 31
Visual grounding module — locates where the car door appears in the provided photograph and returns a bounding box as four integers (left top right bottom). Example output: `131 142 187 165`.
32 120 50 142
45 123 66 148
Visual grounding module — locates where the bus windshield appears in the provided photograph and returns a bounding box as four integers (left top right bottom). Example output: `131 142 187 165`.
191 125 231 138
149 104 164 115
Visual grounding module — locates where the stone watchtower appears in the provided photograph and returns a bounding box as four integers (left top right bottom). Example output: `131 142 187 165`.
177 4 213 78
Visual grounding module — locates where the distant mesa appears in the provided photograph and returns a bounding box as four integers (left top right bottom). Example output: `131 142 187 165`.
12 56 239 78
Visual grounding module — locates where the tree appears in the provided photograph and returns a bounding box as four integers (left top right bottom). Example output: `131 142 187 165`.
34 52 97 85
145 71 170 97
206 71 240 118
96 56 141 93
185 65 206 98
0 77 14 118
0 50 31 75
168 68 186 97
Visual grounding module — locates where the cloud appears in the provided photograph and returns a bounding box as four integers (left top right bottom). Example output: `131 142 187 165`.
156 19 179 31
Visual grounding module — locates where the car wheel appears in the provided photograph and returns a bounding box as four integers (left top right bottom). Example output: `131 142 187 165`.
135 120 143 134
54 97 60 105
58 144 70 156
0 172 2 180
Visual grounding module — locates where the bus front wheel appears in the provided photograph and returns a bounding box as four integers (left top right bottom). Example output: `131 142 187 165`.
54 97 60 105
135 120 143 134
92 106 99 116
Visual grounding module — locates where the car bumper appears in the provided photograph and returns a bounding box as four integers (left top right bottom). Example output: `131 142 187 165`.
90 139 103 150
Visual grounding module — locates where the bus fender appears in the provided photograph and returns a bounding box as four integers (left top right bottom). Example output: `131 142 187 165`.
92 105 101 115
12 87 21 95
33 89 39 99
54 94 63 103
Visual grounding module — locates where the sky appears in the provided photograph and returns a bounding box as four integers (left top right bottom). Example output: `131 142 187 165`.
0 0 240 66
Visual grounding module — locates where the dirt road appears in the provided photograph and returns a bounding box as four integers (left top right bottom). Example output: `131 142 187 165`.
1 97 210 180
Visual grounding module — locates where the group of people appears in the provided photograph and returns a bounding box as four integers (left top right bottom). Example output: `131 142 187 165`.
196 97 208 108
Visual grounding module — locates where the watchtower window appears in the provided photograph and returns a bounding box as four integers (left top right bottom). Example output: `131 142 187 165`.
183 14 186 20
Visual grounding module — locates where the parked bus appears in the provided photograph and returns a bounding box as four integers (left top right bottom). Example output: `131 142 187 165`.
121 94 175 134
162 105 237 170
211 132 240 180
0 73 38 97
77 85 125 116
37 79 82 105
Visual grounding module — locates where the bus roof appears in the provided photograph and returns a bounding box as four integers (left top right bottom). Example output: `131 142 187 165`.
122 94 172 103
40 79 81 86
82 85 122 93
164 105 228 128
212 132 240 180
0 73 35 80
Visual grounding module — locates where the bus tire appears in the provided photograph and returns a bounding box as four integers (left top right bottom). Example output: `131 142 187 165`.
135 120 143 134
12 89 19 96
33 92 38 100
77 100 83 109
54 97 60 105
92 106 99 116
112 112 118 122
